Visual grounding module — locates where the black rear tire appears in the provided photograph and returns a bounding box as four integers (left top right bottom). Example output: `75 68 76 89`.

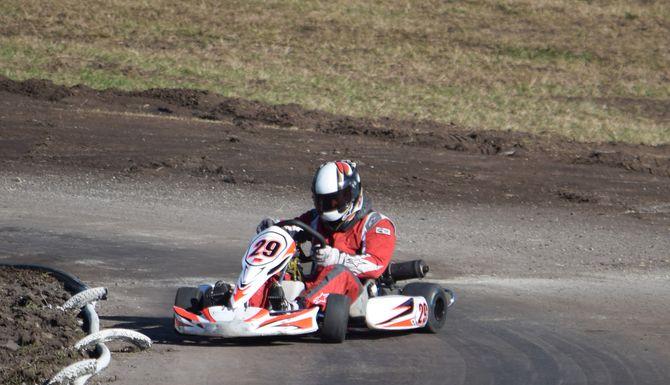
402 282 448 333
175 287 202 313
320 294 350 343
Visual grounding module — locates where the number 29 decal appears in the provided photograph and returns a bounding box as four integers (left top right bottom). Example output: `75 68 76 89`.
417 302 428 326
246 238 284 265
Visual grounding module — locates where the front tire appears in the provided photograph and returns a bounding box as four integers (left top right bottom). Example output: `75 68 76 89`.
174 287 202 313
320 294 350 343
402 283 448 333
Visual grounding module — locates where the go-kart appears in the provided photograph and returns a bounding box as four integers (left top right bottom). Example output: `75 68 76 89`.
172 220 456 343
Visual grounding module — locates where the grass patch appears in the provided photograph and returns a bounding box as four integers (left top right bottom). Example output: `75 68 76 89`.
0 0 668 144
496 46 595 63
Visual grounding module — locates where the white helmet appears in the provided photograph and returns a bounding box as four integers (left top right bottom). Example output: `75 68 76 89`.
312 160 363 228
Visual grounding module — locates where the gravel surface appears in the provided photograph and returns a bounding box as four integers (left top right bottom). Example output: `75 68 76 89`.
1 172 669 385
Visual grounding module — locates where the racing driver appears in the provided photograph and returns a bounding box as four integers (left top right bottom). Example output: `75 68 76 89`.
254 160 396 309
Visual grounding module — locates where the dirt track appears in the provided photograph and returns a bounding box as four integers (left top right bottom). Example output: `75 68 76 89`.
1 78 670 384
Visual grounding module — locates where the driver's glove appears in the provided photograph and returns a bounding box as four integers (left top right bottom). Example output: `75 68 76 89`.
256 217 278 233
314 245 344 267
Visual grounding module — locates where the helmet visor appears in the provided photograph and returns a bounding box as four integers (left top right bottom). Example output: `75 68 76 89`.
314 186 353 216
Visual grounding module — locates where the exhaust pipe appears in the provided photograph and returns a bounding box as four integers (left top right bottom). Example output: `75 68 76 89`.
385 259 429 282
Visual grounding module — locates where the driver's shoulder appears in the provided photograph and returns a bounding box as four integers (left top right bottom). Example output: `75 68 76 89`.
359 211 395 234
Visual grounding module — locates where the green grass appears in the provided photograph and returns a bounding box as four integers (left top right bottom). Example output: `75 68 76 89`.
0 0 668 144
496 46 595 63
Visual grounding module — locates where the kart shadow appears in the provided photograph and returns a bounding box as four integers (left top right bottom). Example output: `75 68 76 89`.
100 315 416 346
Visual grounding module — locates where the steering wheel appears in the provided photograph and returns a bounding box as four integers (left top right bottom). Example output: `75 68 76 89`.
274 219 326 276
274 219 326 248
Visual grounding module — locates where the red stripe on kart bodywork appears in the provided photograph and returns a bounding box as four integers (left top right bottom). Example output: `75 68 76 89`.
173 306 200 323
244 308 270 322
286 242 296 256
202 307 216 323
283 316 315 330
258 309 312 328
233 287 246 302
385 318 414 328
376 299 415 326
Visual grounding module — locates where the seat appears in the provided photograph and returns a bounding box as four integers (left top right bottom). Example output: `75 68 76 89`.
349 280 376 317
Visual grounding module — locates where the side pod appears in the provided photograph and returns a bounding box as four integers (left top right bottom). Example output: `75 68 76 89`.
365 295 429 330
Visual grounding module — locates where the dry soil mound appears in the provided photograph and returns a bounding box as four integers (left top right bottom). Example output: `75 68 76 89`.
0 267 85 385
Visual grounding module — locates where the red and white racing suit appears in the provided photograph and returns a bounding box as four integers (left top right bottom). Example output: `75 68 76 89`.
248 209 396 309
300 208 396 308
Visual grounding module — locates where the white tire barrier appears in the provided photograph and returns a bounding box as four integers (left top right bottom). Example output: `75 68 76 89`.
47 360 97 385
47 287 151 385
61 287 108 311
73 343 111 385
75 328 153 351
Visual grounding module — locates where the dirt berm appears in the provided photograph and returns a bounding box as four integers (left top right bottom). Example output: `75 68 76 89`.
1 76 668 178
0 267 85 385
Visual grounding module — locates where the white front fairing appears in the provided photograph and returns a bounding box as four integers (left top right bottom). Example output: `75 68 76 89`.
231 226 296 309
174 305 319 337
365 295 429 330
